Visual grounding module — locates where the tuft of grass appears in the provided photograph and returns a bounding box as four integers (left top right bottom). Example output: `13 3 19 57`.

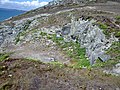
116 16 120 20
40 32 47 37
48 61 64 68
98 22 108 30
51 34 64 44
15 29 38 44
15 37 20 44
0 53 10 61
114 31 120 38
47 34 64 46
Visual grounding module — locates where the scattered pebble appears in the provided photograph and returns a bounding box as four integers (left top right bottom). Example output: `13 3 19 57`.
8 74 13 77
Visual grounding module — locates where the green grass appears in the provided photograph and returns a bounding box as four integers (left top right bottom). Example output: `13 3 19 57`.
15 32 24 44
64 42 90 68
14 29 28 44
97 22 111 37
47 34 90 68
51 34 64 44
116 16 120 20
107 42 120 60
0 53 10 62
93 42 120 68
48 61 64 68
97 17 120 38
40 32 47 36
114 31 120 38
98 22 108 30
93 59 118 68
48 33 120 69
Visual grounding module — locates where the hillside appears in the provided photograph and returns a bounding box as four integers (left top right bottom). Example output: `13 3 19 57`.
0 0 120 90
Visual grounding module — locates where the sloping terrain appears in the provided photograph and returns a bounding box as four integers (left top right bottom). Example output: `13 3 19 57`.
0 59 120 90
0 0 120 90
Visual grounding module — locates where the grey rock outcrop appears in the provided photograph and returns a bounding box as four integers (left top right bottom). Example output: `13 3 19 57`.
57 18 116 64
0 20 32 48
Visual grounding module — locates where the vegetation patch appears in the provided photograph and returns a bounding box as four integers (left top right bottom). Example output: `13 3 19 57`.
15 31 26 44
97 22 110 37
60 41 90 68
0 53 10 62
97 16 120 39
48 61 64 68
116 15 120 20
47 34 90 68
47 33 120 69
93 41 120 68
107 42 120 61
114 31 120 38
40 32 47 37
98 22 108 30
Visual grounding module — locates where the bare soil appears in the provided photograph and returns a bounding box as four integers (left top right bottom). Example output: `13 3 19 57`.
4 38 71 64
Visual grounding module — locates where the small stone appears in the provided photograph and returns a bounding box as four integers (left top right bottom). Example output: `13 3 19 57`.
2 71 5 73
35 64 37 67
8 74 13 77
2 66 6 68
50 58 55 62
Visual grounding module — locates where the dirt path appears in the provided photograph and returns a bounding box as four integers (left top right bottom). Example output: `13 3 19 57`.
4 39 71 64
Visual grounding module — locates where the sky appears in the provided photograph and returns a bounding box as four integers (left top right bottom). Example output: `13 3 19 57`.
0 0 52 11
